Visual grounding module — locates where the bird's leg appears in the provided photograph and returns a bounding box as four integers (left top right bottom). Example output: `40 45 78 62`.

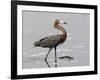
45 48 52 60
54 47 57 67
45 59 50 68
45 48 52 68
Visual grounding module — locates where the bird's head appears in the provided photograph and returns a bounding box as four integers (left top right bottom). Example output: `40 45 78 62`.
54 20 67 28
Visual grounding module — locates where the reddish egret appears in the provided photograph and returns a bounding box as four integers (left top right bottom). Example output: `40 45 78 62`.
34 20 67 67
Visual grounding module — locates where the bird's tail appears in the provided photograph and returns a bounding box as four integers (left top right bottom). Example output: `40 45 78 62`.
33 41 39 48
34 41 40 47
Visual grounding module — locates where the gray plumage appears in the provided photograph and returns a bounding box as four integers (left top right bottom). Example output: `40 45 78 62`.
34 34 62 48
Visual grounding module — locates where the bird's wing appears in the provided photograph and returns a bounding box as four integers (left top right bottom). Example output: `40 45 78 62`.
41 35 61 42
39 35 62 47
40 37 48 41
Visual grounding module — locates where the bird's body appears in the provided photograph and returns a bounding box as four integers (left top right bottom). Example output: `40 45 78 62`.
34 20 68 67
34 34 65 48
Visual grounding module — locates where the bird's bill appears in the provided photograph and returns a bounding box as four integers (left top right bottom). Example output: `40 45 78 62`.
64 22 67 24
59 20 67 24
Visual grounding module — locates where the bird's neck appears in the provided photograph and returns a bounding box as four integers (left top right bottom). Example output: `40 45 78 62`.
57 25 67 43
57 25 67 37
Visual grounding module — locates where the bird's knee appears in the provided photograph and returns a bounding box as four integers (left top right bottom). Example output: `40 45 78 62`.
45 57 47 61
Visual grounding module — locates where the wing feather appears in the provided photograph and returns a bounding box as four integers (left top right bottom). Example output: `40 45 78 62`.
38 35 62 47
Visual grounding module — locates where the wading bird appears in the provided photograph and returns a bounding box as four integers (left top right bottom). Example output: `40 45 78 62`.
34 20 67 68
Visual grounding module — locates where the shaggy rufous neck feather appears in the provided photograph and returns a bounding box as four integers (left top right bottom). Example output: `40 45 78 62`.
54 20 67 43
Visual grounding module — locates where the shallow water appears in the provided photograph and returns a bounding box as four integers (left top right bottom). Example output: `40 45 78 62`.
22 11 90 69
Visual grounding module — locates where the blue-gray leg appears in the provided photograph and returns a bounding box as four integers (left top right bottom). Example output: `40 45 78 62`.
54 47 57 67
45 48 52 68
